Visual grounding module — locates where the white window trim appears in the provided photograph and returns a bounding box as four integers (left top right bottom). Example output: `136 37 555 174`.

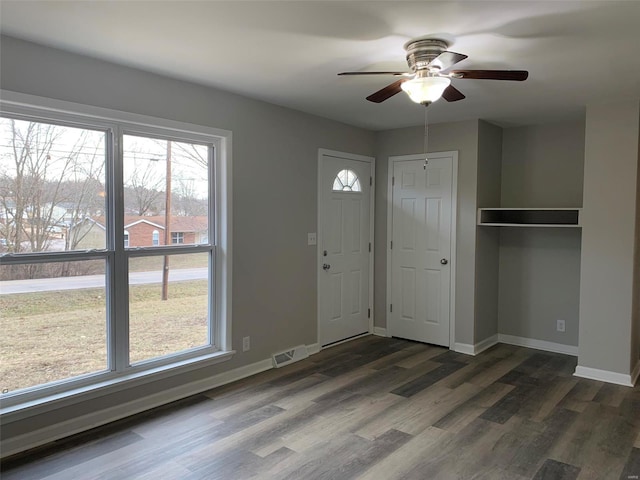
0 90 233 417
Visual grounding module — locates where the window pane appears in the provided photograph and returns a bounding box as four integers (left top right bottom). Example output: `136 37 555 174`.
332 169 362 192
0 117 107 253
129 252 209 364
122 135 209 248
0 260 107 393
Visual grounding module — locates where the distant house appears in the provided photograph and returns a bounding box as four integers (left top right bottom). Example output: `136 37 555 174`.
57 202 103 226
126 216 208 247
67 217 106 250
123 217 165 248
1 200 69 247
0 200 67 226
73 215 208 249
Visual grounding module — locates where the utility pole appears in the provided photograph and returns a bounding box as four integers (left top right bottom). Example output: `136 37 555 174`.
161 140 172 301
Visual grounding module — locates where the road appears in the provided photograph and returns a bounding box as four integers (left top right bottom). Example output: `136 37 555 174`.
0 267 208 294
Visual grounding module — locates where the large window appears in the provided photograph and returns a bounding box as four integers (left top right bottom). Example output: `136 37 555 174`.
0 96 231 409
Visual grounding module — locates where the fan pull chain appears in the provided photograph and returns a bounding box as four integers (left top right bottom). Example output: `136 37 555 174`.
424 106 429 169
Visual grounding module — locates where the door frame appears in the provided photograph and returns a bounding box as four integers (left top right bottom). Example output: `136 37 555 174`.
317 148 375 347
386 151 458 349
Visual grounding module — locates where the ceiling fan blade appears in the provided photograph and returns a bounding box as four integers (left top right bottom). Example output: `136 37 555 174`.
366 79 406 103
442 85 466 102
338 71 409 76
430 51 468 71
450 70 529 81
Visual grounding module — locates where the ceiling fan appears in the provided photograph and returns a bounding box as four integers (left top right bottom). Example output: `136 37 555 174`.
339 37 528 105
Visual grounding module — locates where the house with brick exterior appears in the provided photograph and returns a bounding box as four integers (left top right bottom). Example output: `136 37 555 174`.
73 215 208 249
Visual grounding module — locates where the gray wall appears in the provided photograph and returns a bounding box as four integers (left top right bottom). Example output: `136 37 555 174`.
474 121 503 343
501 122 585 207
0 36 375 439
579 101 639 375
373 120 480 345
497 121 585 347
498 228 582 346
634 107 640 369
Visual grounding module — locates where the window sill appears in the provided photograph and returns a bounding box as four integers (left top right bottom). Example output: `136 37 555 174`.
1 350 235 422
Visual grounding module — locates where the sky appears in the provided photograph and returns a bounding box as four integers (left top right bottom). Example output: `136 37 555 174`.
0 118 210 200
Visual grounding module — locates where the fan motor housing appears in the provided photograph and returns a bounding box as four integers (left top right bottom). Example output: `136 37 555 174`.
404 38 450 72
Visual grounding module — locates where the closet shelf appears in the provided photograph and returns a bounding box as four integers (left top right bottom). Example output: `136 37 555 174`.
477 208 582 227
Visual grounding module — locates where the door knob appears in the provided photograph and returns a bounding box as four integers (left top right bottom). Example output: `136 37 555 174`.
440 258 448 265
323 263 331 270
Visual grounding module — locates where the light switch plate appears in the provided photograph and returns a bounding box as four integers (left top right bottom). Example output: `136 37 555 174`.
307 233 317 245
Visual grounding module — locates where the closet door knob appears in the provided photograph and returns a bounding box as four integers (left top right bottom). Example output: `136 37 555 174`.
440 258 448 265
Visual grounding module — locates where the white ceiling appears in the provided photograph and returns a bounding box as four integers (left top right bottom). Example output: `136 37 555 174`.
1 1 639 130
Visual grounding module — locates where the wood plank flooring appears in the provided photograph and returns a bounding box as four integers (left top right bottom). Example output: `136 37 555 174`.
2 336 639 479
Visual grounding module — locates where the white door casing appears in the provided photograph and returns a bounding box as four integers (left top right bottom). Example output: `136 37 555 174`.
387 152 457 347
318 149 374 347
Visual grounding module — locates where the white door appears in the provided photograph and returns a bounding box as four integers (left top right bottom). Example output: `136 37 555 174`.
318 151 373 346
388 153 455 347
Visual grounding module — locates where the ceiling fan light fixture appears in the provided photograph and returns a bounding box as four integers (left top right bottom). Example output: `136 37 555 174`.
401 76 451 105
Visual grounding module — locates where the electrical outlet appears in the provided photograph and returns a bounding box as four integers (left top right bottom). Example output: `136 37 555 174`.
557 319 566 332
307 233 317 245
242 336 250 352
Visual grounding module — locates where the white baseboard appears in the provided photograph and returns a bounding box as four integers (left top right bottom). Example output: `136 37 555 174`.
574 365 635 387
373 327 388 337
498 334 578 357
453 343 475 355
453 334 499 356
474 334 500 355
2 342 321 459
307 343 321 355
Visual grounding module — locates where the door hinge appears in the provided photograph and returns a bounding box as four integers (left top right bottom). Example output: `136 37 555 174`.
390 304 393 313
370 176 372 186
368 242 371 252
390 240 393 250
392 176 395 186
368 308 371 318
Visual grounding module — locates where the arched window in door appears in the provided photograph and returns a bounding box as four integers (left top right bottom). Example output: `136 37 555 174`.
332 169 361 192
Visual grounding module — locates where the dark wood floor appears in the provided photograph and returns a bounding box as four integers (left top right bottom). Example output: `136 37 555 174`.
2 336 639 479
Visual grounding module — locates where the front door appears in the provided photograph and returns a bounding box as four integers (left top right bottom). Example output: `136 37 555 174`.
318 151 373 346
388 152 455 347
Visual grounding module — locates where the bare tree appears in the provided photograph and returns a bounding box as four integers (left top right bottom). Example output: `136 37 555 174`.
170 142 208 217
63 177 105 252
172 142 208 170
61 132 106 252
172 177 208 216
125 155 165 216
0 119 67 255
0 119 106 278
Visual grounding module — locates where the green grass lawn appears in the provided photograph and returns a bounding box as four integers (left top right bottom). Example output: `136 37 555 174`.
0 280 209 393
128 252 208 272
